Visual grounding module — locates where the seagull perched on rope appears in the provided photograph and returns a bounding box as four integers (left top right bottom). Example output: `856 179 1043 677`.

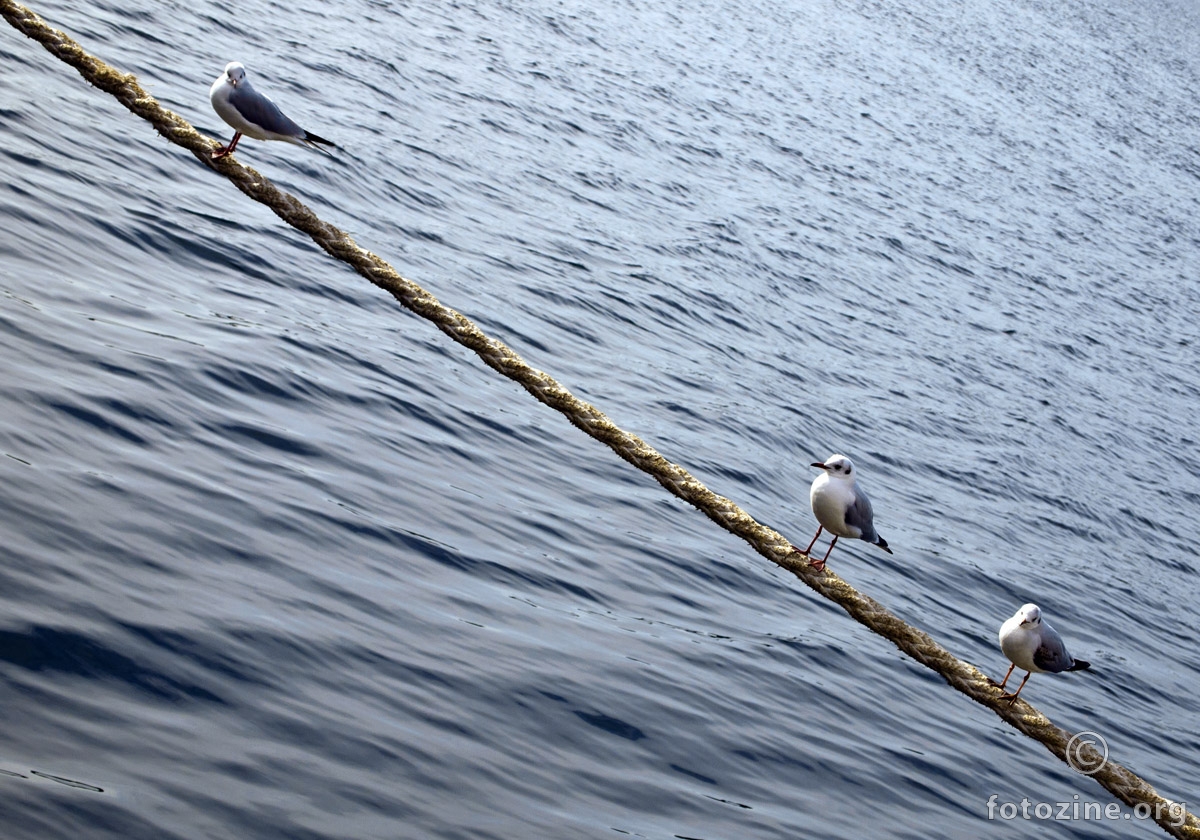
209 61 336 159
994 603 1091 703
792 454 892 572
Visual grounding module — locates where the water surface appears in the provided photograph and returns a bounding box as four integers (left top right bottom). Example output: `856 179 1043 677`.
1 0 1198 837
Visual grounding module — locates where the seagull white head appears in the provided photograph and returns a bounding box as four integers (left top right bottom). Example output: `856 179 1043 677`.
811 454 854 479
224 61 247 88
1018 603 1042 626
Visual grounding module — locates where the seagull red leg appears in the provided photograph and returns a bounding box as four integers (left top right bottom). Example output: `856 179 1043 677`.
989 662 1015 690
212 131 242 159
1003 672 1031 704
792 526 823 557
809 535 838 571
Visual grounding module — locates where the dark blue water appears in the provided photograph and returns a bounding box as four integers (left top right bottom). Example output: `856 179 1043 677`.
2 0 1198 837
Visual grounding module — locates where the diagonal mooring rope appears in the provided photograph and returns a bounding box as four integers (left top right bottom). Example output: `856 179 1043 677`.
2 2 1195 836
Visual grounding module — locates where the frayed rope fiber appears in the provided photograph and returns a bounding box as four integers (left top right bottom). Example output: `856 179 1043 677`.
3 2 1195 835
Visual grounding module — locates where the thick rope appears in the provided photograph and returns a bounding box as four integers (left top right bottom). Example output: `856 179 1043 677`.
3 2 1195 835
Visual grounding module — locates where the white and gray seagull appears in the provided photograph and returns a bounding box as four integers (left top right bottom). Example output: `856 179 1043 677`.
209 61 336 159
995 603 1091 703
792 454 892 571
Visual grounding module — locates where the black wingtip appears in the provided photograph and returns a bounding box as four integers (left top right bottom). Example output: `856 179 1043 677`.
876 536 893 555
1069 659 1091 672
304 130 338 149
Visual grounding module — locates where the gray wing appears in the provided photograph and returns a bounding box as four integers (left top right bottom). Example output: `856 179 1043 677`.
843 485 877 541
229 83 304 137
1032 625 1074 673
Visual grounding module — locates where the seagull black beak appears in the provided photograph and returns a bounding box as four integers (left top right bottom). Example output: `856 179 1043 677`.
810 461 828 469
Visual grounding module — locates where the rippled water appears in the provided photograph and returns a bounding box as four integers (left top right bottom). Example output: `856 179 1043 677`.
2 0 1198 837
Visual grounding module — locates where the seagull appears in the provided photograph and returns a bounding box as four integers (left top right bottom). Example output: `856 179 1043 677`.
792 454 892 571
995 603 1091 703
209 61 336 159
